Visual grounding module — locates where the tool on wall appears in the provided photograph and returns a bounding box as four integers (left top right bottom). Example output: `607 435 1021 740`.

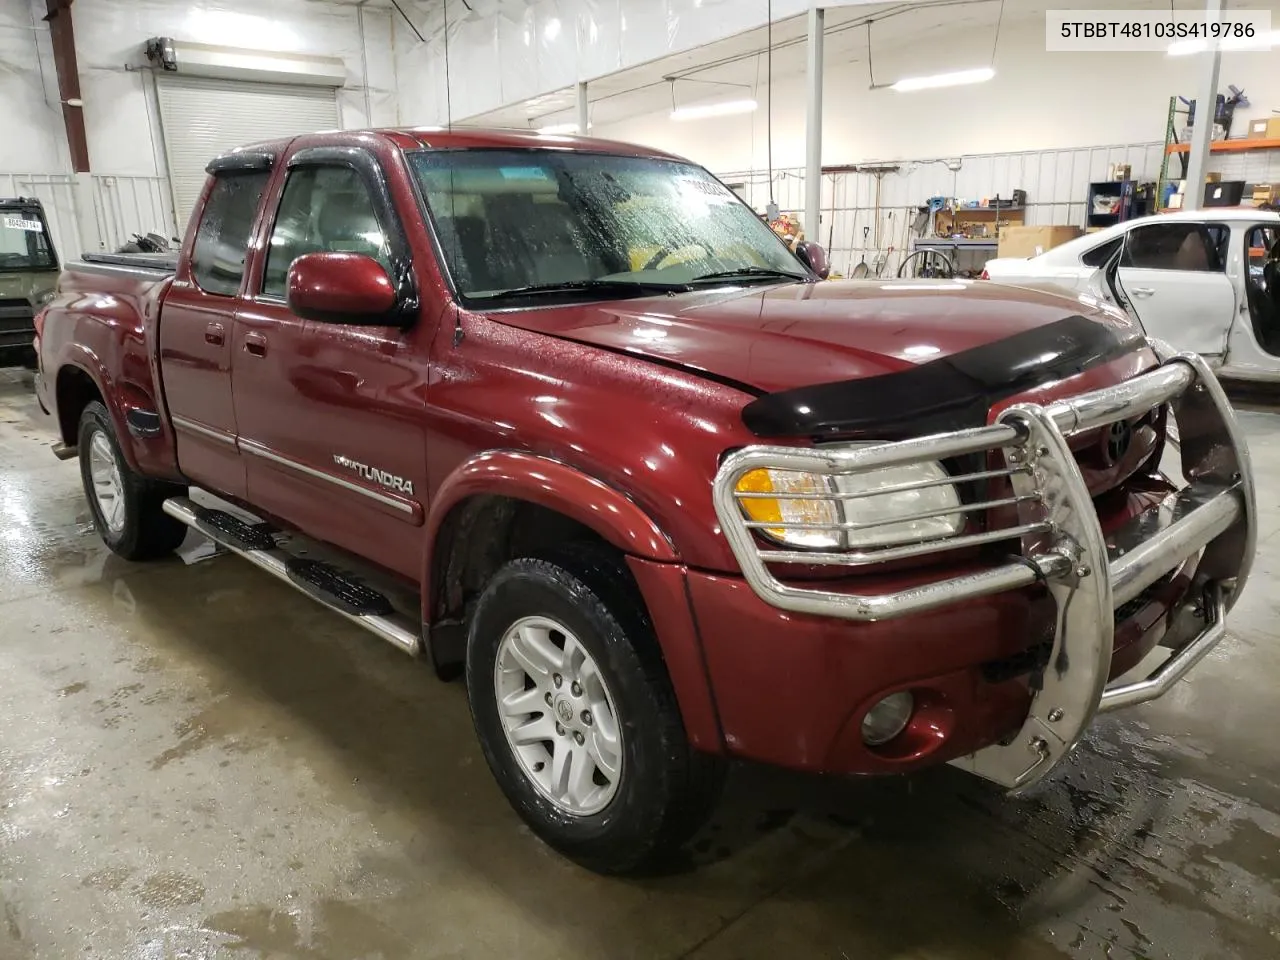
851 226 871 278
876 211 897 276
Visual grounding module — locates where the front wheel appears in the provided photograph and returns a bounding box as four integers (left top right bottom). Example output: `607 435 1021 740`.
466 550 724 875
77 401 187 560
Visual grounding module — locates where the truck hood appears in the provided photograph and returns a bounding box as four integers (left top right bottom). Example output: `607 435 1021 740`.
486 279 1147 437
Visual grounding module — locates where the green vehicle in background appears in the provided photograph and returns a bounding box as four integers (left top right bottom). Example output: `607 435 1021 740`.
0 198 59 369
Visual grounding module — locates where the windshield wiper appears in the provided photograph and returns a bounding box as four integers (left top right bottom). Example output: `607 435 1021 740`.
689 266 810 285
472 279 692 300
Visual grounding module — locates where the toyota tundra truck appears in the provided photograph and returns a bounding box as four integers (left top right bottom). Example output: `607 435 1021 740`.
34 128 1256 875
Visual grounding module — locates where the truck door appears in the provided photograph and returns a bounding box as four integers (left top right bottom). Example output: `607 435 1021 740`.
158 162 272 498
1116 221 1235 360
232 146 429 579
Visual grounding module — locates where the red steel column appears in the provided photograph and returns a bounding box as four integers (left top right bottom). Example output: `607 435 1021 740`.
45 0 90 172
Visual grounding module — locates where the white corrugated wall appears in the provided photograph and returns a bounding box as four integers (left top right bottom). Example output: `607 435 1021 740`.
0 173 178 260
719 141 1167 277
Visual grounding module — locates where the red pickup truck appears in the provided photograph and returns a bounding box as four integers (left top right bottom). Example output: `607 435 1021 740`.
34 128 1256 875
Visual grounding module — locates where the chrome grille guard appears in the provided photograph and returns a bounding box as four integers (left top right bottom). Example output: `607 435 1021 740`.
712 352 1256 790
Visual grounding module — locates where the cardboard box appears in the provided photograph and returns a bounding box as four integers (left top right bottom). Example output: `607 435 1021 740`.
1269 117 1280 139
1254 184 1279 205
1206 172 1222 183
1248 118 1271 139
997 225 1084 259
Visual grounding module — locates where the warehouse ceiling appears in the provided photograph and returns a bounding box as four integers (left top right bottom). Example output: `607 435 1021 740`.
460 0 1185 130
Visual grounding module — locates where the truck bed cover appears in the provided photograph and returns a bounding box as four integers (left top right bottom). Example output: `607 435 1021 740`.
78 252 179 277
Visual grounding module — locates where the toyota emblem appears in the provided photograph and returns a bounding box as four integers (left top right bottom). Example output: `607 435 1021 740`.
1102 420 1133 465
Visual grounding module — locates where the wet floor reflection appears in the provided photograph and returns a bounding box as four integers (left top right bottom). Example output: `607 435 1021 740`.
3 368 1280 959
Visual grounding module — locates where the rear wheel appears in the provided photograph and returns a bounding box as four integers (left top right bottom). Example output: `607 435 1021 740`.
77 401 187 560
466 549 724 875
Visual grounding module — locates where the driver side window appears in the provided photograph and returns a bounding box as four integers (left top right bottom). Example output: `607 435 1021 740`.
262 165 390 299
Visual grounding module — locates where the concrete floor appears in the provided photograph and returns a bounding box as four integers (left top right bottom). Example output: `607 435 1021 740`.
3 367 1280 960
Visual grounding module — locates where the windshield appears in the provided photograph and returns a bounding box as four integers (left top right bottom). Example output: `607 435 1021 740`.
0 210 57 272
409 149 809 303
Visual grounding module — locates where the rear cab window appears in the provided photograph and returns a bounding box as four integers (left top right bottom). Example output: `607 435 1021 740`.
190 171 271 296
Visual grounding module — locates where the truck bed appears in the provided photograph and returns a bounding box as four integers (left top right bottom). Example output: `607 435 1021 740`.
78 251 178 278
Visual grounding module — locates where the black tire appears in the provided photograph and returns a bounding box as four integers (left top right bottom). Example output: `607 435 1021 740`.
77 401 187 561
466 548 724 875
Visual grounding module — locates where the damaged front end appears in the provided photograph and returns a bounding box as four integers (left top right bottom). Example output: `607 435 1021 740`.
713 350 1255 791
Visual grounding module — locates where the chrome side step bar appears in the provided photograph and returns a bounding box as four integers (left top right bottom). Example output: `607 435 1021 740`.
161 496 422 657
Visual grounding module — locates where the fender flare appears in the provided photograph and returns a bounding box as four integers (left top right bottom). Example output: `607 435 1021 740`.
54 348 141 473
425 452 679 582
421 451 679 675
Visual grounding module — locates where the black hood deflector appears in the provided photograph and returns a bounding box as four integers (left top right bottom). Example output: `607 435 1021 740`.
741 314 1145 440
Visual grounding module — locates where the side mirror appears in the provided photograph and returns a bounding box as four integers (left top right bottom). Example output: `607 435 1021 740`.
287 252 398 324
795 241 830 280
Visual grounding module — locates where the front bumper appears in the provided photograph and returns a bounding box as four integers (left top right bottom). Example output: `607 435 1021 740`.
712 352 1255 790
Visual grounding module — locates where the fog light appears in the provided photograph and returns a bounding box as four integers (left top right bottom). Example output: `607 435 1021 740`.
861 692 914 746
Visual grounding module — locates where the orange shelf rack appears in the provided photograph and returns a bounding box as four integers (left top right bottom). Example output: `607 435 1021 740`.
1165 138 1280 155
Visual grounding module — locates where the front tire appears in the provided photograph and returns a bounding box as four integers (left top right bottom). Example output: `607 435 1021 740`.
466 550 724 875
77 401 187 561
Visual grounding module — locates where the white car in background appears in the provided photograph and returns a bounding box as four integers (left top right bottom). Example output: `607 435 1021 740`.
982 209 1280 383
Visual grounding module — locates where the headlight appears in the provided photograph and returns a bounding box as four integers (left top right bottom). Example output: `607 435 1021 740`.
736 468 842 549
735 460 963 551
35 290 55 307
834 461 964 547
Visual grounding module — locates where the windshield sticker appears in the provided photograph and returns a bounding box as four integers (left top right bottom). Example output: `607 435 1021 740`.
677 178 734 203
499 167 553 181
3 217 43 232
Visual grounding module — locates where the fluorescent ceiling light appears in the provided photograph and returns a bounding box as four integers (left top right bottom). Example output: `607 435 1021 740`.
537 122 591 135
890 67 994 92
1168 29 1280 55
670 98 758 121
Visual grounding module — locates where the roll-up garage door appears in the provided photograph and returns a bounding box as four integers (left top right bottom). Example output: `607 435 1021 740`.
155 75 339 229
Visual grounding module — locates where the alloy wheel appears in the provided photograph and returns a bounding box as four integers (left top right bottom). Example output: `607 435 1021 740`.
493 615 623 816
87 430 126 535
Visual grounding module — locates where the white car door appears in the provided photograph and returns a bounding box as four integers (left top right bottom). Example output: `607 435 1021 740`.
1115 221 1235 358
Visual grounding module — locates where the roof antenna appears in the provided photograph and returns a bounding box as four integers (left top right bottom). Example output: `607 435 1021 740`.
389 0 454 129
766 0 777 221
443 0 454 130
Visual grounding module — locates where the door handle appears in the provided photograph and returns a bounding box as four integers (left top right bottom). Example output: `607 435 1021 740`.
1131 287 1156 297
243 332 268 357
204 322 225 346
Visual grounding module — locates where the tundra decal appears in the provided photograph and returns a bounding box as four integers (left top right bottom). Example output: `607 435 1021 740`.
333 455 415 496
